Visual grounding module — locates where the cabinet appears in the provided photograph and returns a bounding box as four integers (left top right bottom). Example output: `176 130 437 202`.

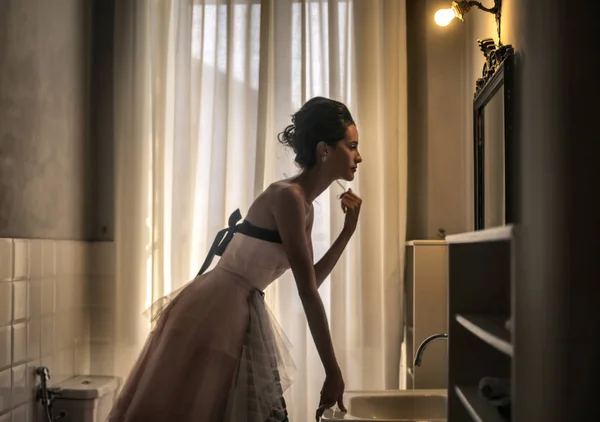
446 226 513 421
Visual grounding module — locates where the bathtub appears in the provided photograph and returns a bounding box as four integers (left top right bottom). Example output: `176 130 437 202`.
321 389 447 421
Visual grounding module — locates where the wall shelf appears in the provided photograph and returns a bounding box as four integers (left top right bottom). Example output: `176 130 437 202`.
456 314 512 356
447 225 513 421
446 225 513 244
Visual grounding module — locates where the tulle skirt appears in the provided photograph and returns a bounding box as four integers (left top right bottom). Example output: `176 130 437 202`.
107 269 295 422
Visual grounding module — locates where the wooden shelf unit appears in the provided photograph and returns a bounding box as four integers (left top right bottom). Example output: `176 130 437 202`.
446 226 514 422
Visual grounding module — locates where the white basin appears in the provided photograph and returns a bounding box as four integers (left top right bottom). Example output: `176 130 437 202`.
321 389 447 421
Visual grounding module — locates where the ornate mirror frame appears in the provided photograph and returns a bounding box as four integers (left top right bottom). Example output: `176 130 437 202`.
473 39 515 230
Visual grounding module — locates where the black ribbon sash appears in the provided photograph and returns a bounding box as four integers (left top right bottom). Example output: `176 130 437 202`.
197 209 282 277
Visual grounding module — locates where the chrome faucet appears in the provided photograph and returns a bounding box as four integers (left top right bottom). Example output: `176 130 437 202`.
414 333 448 367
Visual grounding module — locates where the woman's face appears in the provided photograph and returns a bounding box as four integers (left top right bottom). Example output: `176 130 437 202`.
327 124 362 181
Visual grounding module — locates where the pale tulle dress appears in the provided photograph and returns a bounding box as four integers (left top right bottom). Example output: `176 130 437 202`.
107 209 300 422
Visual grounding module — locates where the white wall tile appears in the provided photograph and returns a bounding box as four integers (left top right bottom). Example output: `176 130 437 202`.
0 283 11 326
74 309 90 345
90 343 114 376
54 313 75 351
12 323 26 365
13 241 29 280
54 349 74 384
0 326 10 370
40 279 54 316
0 368 11 413
0 237 111 416
41 241 55 278
0 240 12 281
90 307 115 344
11 404 27 422
73 242 88 276
90 242 115 276
40 317 54 358
28 241 42 280
27 280 42 319
56 241 87 276
56 277 74 312
71 276 85 311
27 320 41 362
55 242 70 276
11 364 28 406
89 276 116 308
13 281 27 321
75 343 90 375
26 360 39 404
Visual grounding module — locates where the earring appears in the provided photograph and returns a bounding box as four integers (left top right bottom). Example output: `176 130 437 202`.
321 154 327 163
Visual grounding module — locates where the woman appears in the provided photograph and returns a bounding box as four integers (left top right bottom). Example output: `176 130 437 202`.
107 96 363 422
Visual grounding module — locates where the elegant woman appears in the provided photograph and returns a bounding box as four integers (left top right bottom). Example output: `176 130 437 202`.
107 96 363 421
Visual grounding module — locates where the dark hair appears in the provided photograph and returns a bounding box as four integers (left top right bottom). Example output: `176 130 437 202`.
277 97 355 169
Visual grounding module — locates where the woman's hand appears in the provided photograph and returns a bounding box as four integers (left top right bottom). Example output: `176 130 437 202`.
340 188 362 235
315 367 347 421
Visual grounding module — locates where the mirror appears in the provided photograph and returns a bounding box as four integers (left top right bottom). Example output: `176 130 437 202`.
473 43 514 230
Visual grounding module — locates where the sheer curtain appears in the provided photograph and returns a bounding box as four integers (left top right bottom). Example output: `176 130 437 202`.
113 0 407 419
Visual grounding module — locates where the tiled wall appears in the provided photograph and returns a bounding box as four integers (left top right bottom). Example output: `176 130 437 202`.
88 243 116 377
0 238 102 421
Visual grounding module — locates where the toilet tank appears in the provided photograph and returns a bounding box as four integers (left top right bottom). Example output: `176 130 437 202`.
40 375 121 422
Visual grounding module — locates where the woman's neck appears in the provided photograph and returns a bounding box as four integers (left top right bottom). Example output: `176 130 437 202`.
291 167 335 203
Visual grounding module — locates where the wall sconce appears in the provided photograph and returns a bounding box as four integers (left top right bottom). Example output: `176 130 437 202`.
435 0 503 44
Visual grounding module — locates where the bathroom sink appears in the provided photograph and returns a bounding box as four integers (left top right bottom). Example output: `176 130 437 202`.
321 389 447 421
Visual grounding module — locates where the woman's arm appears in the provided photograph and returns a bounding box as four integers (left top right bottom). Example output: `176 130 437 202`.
314 230 352 289
308 189 362 289
273 187 340 375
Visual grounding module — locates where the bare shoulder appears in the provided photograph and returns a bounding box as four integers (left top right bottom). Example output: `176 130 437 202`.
245 181 307 229
265 182 310 237
268 181 306 208
267 182 314 221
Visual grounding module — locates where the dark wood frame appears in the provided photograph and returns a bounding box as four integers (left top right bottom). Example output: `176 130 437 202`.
473 51 515 230
446 226 514 422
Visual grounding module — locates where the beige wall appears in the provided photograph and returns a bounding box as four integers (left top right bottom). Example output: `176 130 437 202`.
407 0 469 240
0 0 114 240
0 0 91 239
407 0 519 239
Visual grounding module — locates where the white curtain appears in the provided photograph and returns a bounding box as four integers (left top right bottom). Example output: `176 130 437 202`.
113 0 407 419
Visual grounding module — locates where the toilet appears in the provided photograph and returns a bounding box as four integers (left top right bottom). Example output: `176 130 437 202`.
37 375 121 422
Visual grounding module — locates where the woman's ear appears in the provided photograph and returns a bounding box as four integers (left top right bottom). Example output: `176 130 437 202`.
316 141 328 157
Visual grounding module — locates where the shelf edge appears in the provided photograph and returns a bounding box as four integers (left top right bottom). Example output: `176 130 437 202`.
446 225 514 244
456 314 513 356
